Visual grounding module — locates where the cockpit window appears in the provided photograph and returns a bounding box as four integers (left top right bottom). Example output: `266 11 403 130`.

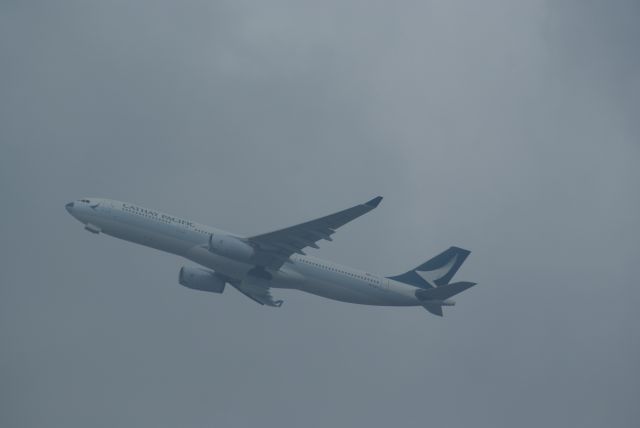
80 199 90 203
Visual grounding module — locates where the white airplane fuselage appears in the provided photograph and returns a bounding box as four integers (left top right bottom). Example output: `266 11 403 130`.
66 198 423 306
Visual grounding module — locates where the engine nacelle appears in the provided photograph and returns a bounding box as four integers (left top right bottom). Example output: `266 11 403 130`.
179 266 226 293
208 233 255 263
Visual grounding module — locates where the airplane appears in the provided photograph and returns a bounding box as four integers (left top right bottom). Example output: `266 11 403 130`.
65 196 476 316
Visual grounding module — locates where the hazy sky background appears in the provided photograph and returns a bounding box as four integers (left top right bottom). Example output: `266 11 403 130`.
1 1 639 427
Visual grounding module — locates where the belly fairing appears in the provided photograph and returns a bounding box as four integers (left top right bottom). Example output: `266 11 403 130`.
184 245 254 279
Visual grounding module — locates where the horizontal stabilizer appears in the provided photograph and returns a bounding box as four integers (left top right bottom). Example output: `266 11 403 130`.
422 302 444 317
415 281 476 301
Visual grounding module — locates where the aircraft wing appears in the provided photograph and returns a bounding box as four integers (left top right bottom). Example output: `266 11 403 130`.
248 196 383 269
232 277 283 307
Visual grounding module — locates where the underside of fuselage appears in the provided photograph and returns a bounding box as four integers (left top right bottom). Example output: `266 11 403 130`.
185 245 420 306
85 215 420 307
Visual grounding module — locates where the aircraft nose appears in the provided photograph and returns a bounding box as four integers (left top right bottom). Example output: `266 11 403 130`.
65 201 74 212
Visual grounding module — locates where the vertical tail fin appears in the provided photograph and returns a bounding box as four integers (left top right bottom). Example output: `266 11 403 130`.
388 246 471 289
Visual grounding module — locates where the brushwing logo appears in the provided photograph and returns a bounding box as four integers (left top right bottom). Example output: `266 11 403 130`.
415 254 458 287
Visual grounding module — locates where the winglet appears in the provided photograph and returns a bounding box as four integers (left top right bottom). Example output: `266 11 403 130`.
365 196 383 208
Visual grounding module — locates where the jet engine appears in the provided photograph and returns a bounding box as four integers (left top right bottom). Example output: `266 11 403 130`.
179 266 226 293
207 233 255 263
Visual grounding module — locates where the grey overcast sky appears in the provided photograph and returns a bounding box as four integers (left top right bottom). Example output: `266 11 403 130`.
1 1 639 427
